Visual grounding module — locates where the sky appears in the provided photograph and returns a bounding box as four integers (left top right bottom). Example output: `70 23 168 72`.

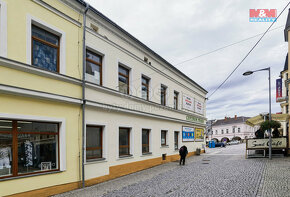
86 0 290 120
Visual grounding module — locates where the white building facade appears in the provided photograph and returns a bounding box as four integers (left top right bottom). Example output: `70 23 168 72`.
64 0 208 185
210 116 258 142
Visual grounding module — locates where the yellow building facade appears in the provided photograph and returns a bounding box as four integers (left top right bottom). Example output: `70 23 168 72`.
0 0 83 196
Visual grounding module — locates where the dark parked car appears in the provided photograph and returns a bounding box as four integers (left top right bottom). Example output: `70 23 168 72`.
215 142 226 147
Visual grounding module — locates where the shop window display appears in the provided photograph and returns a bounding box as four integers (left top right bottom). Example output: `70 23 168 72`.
0 119 59 178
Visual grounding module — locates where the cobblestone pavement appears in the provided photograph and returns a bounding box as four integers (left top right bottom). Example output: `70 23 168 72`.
55 144 290 197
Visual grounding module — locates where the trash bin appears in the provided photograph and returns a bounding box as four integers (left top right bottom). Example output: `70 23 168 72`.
209 141 212 148
162 154 166 160
196 148 201 155
212 140 215 148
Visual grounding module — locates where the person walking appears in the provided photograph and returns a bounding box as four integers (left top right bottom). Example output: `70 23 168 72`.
179 145 188 165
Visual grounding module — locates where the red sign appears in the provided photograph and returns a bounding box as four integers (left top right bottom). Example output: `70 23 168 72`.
249 9 276 18
249 9 277 22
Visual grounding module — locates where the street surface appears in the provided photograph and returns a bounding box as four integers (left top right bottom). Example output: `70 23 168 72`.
56 144 290 197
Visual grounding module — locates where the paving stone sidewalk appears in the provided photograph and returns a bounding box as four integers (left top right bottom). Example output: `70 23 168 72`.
55 144 290 197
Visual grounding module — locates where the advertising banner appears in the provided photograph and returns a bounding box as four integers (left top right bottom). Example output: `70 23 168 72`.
182 95 194 111
195 100 204 114
182 126 195 142
246 138 287 149
276 78 282 102
195 128 204 142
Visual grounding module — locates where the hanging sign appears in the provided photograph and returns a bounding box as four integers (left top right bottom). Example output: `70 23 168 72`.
182 94 194 111
276 78 282 102
195 100 204 114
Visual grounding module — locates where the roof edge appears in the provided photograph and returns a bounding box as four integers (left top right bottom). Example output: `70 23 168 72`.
74 0 208 94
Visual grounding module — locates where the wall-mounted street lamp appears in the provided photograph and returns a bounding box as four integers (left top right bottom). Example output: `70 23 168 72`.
243 67 272 160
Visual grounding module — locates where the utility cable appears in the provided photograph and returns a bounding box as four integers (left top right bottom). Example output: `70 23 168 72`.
207 2 290 99
174 25 284 67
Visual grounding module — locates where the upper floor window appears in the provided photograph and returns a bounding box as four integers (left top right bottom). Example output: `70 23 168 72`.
86 126 102 161
226 129 229 134
232 127 235 133
119 65 130 94
141 76 149 100
216 130 218 135
32 25 60 72
238 128 240 133
86 50 102 85
221 129 224 134
174 91 179 110
161 85 167 106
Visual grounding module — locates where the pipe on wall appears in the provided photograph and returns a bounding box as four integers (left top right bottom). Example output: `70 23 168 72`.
82 1 89 188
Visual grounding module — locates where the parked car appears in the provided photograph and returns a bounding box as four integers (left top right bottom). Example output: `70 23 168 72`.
215 142 226 147
227 140 240 145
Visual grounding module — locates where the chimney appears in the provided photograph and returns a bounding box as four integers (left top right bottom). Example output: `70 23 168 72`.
235 115 237 120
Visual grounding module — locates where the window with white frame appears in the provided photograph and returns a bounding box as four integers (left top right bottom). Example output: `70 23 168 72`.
161 130 167 146
86 126 103 161
142 129 150 154
0 119 59 179
0 0 7 57
119 127 130 156
174 131 179 150
86 50 102 85
32 25 60 72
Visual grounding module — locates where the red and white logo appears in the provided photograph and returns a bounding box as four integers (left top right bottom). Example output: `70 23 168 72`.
249 9 277 22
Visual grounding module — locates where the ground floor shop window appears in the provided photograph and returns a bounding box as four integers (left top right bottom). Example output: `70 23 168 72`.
119 128 130 156
142 129 150 154
86 126 102 160
0 119 59 178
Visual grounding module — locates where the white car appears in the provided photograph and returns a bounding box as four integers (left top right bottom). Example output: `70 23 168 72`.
227 140 239 145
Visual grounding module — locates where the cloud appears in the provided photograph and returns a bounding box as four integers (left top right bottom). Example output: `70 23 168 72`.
86 0 289 119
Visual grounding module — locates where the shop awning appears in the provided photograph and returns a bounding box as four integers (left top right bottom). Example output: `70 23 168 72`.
246 114 289 127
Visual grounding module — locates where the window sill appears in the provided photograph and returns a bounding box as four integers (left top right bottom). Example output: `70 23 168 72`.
161 145 169 148
118 154 133 160
0 170 62 182
85 158 107 164
141 152 152 157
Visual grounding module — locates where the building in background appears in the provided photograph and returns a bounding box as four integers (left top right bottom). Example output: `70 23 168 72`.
0 0 207 196
206 119 216 141
210 116 258 142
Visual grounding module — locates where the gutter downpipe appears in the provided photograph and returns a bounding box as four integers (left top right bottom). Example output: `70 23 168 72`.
82 2 89 188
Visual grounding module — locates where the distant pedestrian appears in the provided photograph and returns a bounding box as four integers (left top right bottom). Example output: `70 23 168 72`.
179 145 188 165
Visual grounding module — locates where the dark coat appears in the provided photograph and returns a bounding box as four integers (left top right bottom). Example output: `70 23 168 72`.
179 146 188 156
